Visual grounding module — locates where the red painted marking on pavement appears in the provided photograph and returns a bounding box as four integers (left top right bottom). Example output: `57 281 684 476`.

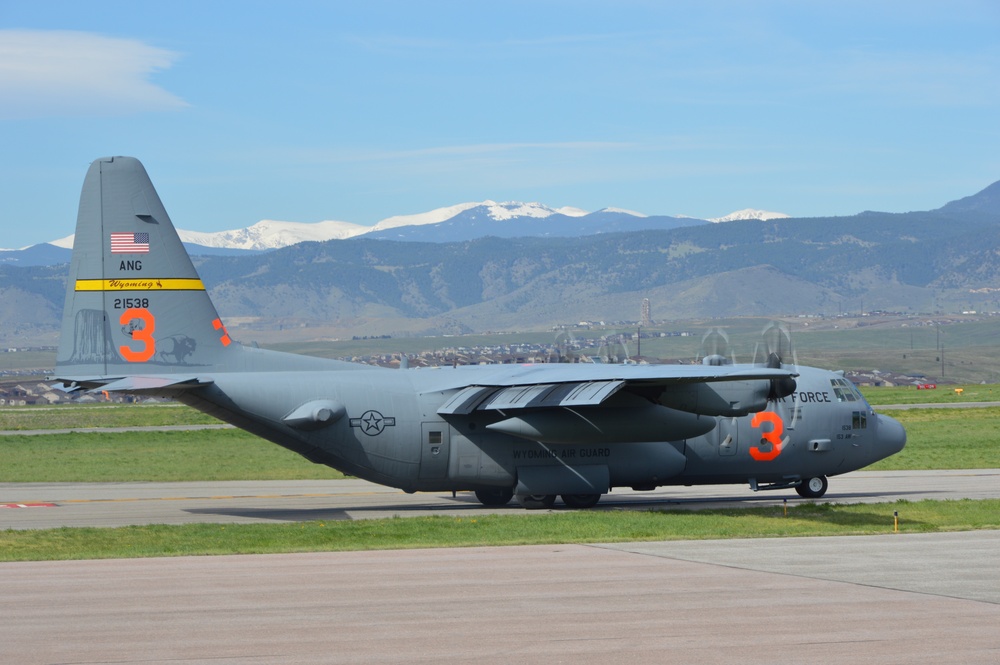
0 503 57 508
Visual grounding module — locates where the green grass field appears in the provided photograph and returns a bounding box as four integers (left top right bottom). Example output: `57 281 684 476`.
0 429 344 482
0 402 223 431
868 407 1000 470
2 499 998 562
862 384 1000 405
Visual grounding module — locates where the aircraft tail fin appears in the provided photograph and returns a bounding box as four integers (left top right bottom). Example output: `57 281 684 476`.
56 156 242 382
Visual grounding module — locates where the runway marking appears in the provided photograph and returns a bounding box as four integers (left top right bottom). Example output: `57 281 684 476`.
1 503 57 508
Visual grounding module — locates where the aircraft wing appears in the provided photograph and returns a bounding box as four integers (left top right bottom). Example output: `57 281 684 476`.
436 364 796 417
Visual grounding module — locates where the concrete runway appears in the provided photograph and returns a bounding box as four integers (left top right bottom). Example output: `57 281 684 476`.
2 532 998 664
2 468 999 529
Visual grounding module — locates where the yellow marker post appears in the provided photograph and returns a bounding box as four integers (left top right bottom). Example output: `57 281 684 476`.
893 510 899 533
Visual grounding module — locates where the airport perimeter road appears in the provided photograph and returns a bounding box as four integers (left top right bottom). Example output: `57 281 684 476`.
2 468 998 529
2 532 998 664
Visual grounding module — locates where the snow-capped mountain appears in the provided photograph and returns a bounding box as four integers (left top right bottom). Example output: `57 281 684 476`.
709 208 790 223
366 202 483 234
45 201 787 252
470 200 588 221
177 219 368 250
597 207 647 218
50 201 600 250
359 200 587 234
50 235 75 249
364 203 698 242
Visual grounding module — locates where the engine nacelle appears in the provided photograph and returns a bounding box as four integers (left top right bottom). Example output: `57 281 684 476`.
657 380 771 417
485 404 715 444
282 399 345 430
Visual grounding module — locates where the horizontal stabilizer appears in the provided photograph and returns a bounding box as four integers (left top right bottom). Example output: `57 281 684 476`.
88 375 212 393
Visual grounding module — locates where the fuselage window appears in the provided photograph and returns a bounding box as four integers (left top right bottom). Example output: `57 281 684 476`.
790 406 803 425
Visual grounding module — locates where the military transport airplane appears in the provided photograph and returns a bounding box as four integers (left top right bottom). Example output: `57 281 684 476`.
54 157 906 509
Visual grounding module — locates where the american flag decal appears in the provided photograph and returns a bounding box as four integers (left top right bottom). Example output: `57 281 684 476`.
111 232 150 254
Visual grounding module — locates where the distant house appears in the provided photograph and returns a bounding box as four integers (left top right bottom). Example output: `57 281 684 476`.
34 392 63 405
845 370 948 387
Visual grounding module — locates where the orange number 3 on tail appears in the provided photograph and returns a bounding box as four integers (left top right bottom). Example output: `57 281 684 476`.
119 307 156 362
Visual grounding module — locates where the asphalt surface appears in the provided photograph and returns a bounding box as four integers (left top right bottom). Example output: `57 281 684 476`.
2 532 998 664
2 468 999 529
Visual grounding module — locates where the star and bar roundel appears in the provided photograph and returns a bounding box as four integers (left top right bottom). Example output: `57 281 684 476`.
349 410 396 436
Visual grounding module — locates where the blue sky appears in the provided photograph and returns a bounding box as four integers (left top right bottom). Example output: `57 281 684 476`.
2 1 999 248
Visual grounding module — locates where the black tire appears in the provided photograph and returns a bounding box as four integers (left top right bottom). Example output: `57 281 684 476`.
515 494 557 510
474 488 514 506
796 476 829 498
561 493 601 509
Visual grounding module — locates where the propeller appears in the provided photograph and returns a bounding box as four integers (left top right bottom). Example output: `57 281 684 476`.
753 321 798 401
597 332 631 364
699 328 733 366
552 329 580 363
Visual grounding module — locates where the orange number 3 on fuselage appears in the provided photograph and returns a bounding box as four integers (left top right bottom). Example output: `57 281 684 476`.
749 411 784 461
119 307 156 362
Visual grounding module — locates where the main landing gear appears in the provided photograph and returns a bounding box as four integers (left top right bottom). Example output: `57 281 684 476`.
512 493 603 510
473 489 604 509
474 488 515 506
560 494 601 509
795 475 829 499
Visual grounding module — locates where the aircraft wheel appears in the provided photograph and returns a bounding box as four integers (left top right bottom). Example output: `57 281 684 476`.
796 476 829 498
474 488 514 506
561 493 601 509
516 494 557 510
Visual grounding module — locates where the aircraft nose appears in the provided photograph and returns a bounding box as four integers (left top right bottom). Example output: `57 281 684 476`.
876 413 906 456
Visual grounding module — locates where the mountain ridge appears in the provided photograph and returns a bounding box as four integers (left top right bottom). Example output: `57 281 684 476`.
32 202 787 254
1 178 998 346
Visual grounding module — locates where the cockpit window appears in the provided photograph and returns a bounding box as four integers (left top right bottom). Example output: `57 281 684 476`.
830 378 857 402
831 377 871 408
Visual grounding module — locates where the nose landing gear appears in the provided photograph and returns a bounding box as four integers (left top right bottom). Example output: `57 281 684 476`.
795 475 829 498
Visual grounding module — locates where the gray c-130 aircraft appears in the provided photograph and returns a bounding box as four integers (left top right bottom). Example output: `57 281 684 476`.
55 157 906 509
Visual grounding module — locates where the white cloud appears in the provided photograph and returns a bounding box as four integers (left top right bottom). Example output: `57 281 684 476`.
0 29 187 119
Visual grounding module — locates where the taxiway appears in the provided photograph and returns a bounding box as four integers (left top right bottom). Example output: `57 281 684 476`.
2 468 998 529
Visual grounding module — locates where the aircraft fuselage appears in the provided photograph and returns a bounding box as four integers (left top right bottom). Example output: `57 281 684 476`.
181 360 905 498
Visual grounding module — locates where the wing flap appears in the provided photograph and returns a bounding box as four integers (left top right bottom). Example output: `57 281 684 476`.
555 379 625 406
437 379 626 416
480 384 558 410
437 386 498 415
